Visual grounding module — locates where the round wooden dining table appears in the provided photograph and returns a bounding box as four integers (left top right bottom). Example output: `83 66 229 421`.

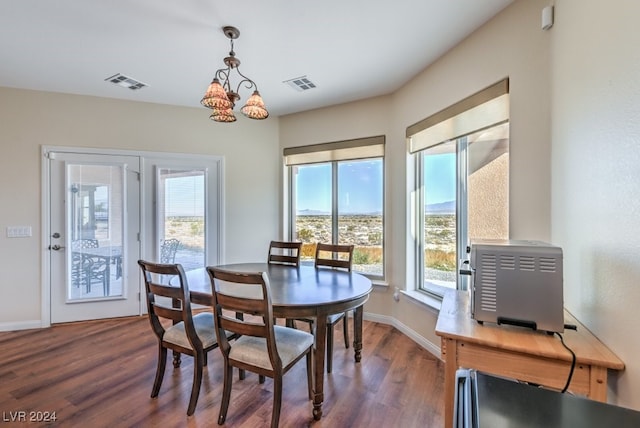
183 262 373 420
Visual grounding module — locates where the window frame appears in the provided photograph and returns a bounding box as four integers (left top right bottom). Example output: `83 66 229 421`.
414 137 473 298
408 79 509 298
285 136 386 281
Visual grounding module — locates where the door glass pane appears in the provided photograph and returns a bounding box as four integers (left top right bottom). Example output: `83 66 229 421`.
338 159 383 275
423 141 457 289
67 164 124 300
158 168 205 272
293 163 332 263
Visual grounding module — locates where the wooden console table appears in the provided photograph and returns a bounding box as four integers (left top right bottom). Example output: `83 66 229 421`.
436 289 625 428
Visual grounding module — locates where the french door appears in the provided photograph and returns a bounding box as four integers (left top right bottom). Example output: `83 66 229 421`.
48 152 141 323
141 157 222 274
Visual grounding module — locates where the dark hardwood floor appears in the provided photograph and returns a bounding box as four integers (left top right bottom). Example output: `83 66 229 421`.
0 317 444 427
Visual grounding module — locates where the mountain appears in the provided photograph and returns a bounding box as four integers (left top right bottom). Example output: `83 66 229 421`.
426 200 455 214
297 209 382 216
297 209 330 216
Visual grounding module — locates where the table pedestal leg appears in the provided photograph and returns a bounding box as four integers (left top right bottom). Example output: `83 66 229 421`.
353 305 364 362
312 315 327 420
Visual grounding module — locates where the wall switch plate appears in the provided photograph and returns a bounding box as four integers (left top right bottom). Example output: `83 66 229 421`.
7 226 32 238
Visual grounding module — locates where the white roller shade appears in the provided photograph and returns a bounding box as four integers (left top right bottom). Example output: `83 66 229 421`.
407 79 509 153
284 135 384 166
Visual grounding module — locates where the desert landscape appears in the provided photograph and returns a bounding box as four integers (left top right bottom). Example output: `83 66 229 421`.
164 214 456 279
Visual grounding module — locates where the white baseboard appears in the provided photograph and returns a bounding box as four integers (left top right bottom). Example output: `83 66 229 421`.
0 320 44 332
363 311 441 359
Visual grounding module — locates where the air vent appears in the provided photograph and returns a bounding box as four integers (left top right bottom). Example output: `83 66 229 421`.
479 254 497 312
283 75 317 92
105 73 147 90
539 257 557 272
519 256 536 271
499 255 515 270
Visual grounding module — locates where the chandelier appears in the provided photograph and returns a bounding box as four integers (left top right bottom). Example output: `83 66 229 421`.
201 26 269 123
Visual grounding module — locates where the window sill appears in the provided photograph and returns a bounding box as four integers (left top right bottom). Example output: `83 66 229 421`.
400 289 442 311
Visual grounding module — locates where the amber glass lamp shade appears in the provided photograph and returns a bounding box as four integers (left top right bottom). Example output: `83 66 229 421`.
210 107 237 122
201 79 233 109
241 90 269 120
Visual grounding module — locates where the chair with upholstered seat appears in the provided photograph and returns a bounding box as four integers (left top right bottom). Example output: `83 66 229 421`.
206 267 314 428
267 240 302 267
300 243 354 373
138 260 222 416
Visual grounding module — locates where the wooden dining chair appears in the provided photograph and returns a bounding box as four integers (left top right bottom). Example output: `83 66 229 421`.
138 260 223 416
206 267 314 428
267 240 302 267
303 243 354 373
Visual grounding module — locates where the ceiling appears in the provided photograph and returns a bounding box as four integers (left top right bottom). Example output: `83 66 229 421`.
0 0 514 117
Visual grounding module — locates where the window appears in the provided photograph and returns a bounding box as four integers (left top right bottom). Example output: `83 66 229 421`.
409 79 509 295
285 136 385 278
142 155 222 276
157 168 206 271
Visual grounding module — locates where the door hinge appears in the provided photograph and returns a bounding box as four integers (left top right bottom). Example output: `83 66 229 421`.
137 232 140 241
138 292 141 301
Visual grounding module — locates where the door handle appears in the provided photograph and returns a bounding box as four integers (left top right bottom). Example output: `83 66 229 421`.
49 244 65 251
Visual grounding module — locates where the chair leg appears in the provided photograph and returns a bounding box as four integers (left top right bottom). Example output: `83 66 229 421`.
218 362 233 425
187 350 204 416
85 272 92 293
271 376 283 428
104 276 109 297
327 324 334 374
259 375 266 384
343 312 350 349
151 345 167 398
306 351 313 400
173 351 182 368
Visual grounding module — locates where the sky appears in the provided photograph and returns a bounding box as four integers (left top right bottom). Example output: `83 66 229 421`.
424 152 456 205
160 154 456 217
295 154 455 214
295 160 383 214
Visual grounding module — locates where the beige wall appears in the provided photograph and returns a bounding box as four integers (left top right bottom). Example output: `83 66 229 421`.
551 0 640 410
0 88 280 328
468 154 509 239
2 0 639 411
280 0 551 353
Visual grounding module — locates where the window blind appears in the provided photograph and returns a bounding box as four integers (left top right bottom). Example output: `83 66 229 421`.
284 135 385 166
407 78 509 154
